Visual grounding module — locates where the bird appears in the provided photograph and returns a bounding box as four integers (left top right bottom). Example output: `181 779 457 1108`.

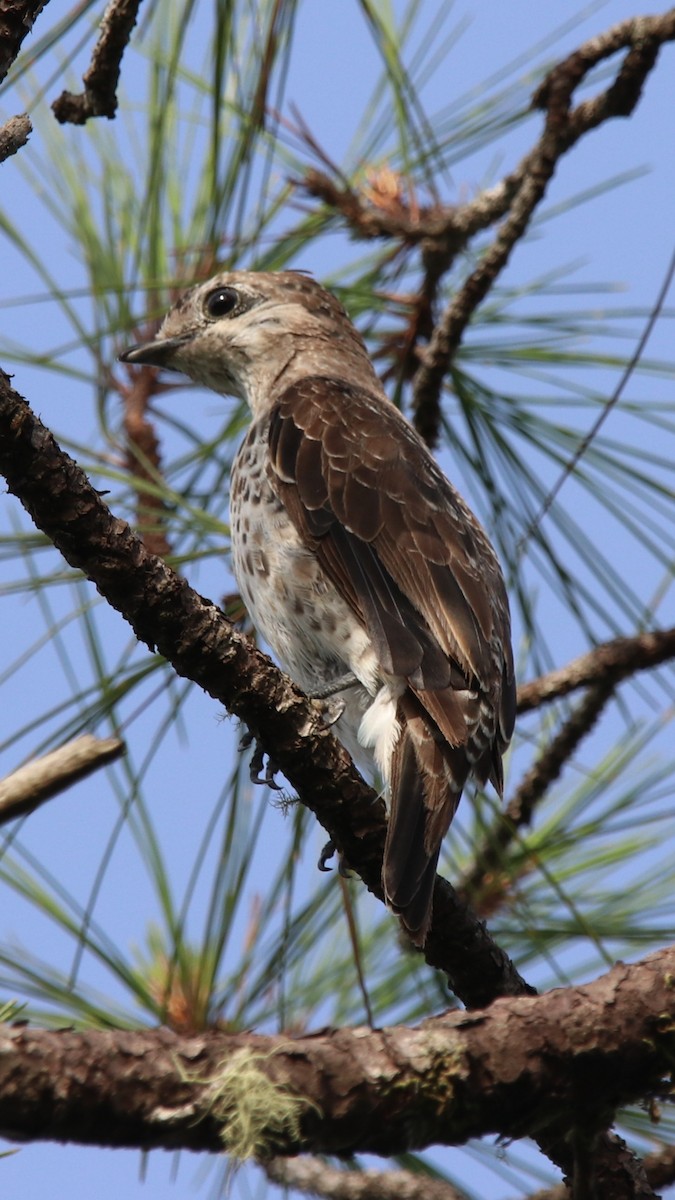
120 270 516 944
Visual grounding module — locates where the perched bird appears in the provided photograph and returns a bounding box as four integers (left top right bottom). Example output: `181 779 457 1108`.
120 271 515 944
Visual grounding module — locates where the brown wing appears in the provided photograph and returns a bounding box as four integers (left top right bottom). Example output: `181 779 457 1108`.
268 376 515 729
267 375 516 941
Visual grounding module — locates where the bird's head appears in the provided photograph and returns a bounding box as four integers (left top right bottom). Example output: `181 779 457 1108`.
119 270 378 414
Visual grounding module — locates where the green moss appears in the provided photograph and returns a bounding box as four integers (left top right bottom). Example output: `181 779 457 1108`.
178 1047 320 1159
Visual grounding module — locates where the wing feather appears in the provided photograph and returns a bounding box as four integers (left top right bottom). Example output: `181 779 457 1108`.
267 376 514 704
266 375 515 941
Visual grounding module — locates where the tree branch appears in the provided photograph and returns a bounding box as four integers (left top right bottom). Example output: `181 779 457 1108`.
462 682 615 912
530 1140 675 1200
0 735 125 826
410 9 675 445
52 0 142 124
0 113 31 163
463 624 675 914
0 370 531 1008
266 1156 469 1200
517 627 675 713
0 0 46 84
0 948 672 1172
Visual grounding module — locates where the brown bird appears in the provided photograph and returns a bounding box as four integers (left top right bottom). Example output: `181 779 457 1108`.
120 271 516 943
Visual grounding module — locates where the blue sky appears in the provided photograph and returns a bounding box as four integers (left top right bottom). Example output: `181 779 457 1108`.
1 2 675 1197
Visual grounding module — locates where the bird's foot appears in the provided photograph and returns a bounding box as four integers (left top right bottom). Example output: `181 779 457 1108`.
318 838 352 877
238 728 282 791
306 673 360 727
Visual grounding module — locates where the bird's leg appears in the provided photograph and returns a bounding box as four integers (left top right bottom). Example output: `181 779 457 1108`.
305 672 360 700
239 675 360 789
238 728 282 791
306 672 360 727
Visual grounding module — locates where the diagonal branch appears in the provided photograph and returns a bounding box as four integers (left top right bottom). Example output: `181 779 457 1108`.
465 624 675 911
0 369 530 1008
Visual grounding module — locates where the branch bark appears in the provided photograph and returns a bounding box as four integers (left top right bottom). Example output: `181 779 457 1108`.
517 628 675 713
0 0 47 84
266 1156 469 1200
0 112 31 163
0 948 672 1172
408 9 675 445
52 0 142 124
0 735 125 825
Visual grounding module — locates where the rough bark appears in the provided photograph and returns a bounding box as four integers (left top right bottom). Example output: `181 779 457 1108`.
0 950 672 1161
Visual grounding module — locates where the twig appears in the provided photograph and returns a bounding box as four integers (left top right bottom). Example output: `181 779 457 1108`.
517 627 675 714
410 10 675 445
510 681 614 826
462 682 614 911
0 113 31 163
119 365 171 558
297 167 461 247
463 625 675 910
0 0 46 84
52 0 142 124
0 735 125 826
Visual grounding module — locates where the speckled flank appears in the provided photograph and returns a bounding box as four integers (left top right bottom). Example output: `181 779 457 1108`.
230 419 379 773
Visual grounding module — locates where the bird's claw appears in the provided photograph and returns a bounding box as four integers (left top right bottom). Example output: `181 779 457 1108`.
239 728 282 791
318 838 352 877
318 838 335 872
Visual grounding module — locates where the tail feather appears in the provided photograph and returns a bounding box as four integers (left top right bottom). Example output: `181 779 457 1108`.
383 694 470 944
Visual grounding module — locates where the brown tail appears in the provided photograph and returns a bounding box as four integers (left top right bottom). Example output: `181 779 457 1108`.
382 694 471 945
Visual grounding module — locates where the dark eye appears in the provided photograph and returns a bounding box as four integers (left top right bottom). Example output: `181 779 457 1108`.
205 287 239 318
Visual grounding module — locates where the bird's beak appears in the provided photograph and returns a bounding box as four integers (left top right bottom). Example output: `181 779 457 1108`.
119 333 193 371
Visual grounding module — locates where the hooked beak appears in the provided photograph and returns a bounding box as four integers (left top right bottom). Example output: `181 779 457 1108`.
118 332 193 371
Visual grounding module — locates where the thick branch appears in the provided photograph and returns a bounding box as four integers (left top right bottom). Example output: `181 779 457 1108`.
0 0 46 84
410 9 675 444
0 949 673 1165
0 371 530 1008
0 735 125 825
52 0 141 124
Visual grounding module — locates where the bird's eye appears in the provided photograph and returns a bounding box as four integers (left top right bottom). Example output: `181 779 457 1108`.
205 287 239 318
